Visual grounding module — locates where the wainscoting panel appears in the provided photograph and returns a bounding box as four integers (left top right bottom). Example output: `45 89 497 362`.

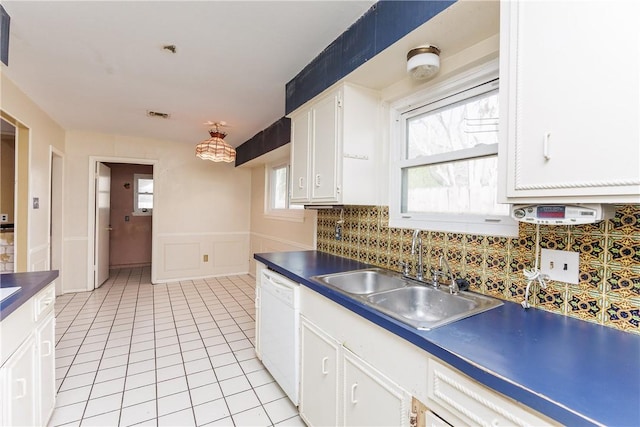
154 232 250 283
164 242 200 272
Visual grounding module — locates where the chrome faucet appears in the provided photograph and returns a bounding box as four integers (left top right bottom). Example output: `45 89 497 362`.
411 229 424 281
439 255 459 294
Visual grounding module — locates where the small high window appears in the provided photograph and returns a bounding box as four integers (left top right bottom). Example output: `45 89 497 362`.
265 161 303 221
133 173 153 216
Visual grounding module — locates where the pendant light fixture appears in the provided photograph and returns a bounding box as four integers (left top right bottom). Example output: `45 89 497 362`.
195 121 236 163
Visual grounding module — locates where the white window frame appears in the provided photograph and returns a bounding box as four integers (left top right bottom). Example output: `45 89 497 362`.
133 173 153 216
389 59 517 237
264 160 304 222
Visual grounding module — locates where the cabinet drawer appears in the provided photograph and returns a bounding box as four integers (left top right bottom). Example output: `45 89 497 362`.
34 283 55 322
428 359 556 427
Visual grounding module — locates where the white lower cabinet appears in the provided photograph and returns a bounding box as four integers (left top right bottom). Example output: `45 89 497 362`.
36 311 56 425
0 335 37 427
0 282 57 427
342 349 410 427
299 316 411 427
299 318 340 427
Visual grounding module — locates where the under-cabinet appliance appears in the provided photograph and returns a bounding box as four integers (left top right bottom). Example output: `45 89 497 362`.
511 204 614 225
260 269 300 405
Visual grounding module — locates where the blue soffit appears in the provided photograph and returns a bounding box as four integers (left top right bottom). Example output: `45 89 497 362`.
1 5 10 66
285 0 456 115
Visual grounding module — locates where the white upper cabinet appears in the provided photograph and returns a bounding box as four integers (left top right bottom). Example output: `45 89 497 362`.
290 110 312 202
498 0 640 203
289 83 381 205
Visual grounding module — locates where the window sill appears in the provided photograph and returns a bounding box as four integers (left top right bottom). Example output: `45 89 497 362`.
389 214 518 237
132 210 152 217
264 210 305 223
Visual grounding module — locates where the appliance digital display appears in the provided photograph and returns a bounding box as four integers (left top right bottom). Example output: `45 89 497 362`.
537 205 565 219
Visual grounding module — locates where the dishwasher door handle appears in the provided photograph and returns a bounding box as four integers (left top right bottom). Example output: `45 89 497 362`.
263 271 296 290
265 277 293 292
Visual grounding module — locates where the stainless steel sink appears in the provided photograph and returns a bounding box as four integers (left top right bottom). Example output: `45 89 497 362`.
366 286 502 330
313 268 407 295
311 268 502 330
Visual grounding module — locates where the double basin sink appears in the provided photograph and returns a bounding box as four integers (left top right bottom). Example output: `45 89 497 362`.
311 268 502 330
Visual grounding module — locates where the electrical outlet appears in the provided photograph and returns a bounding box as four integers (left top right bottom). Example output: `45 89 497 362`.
335 222 342 240
0 214 7 222
540 249 579 284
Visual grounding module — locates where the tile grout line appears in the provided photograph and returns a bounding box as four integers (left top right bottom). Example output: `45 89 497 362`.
51 269 300 427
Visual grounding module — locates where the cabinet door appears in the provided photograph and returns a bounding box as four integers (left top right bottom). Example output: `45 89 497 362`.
311 91 340 202
290 110 311 203
299 317 340 427
0 335 37 427
343 349 410 427
500 0 640 201
37 312 56 426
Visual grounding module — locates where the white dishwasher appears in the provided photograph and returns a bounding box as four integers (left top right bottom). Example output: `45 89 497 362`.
259 269 300 405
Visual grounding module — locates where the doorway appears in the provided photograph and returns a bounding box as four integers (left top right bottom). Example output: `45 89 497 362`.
0 118 15 273
90 157 155 289
50 148 64 294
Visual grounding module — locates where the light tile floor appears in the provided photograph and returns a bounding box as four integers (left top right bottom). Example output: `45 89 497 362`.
50 267 304 427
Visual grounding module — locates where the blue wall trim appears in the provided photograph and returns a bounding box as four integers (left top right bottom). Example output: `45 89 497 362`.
1 5 10 66
234 117 291 167
285 0 456 115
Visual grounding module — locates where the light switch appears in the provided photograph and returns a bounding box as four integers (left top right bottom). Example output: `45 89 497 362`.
125 216 130 222
33 197 40 209
540 249 580 284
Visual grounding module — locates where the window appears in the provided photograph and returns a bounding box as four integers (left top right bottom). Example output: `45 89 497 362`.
265 161 303 221
133 173 153 216
390 61 517 236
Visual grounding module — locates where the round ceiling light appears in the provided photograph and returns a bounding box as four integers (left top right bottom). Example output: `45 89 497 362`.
407 45 441 80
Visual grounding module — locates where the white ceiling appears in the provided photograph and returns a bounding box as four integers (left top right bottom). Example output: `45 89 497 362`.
1 1 376 148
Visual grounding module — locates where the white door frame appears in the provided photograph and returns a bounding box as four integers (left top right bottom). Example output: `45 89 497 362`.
87 156 157 290
95 162 111 288
49 146 64 295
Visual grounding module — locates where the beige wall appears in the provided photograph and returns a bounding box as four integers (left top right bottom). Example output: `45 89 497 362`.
63 130 252 291
106 163 153 268
1 74 66 275
248 159 316 275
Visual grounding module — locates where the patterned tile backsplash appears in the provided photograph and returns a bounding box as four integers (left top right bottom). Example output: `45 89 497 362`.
316 205 640 334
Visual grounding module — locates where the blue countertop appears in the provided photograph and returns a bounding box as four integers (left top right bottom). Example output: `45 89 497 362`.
0 270 59 320
255 250 640 427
